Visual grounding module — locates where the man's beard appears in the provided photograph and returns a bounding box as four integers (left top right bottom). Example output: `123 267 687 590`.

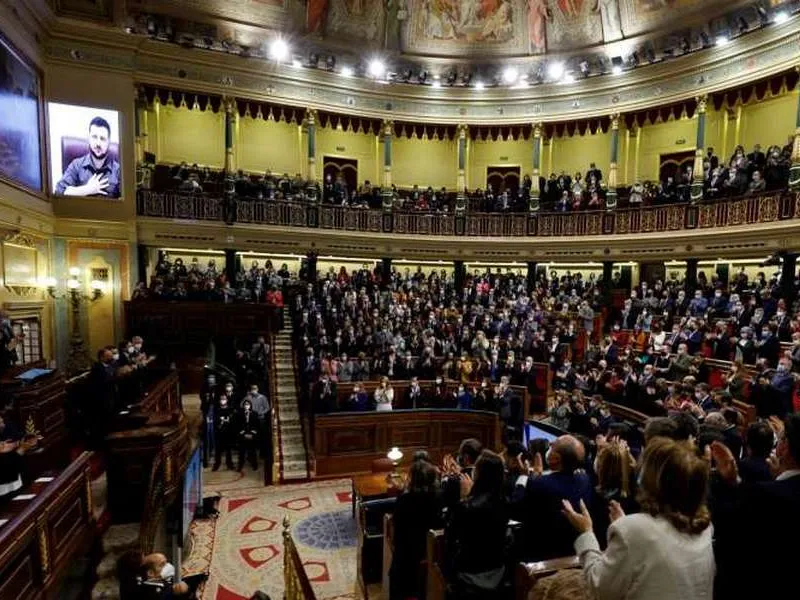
91 147 107 161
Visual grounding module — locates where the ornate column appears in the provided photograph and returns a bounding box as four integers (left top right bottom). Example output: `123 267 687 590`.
223 96 236 175
781 252 798 303
691 96 708 203
456 124 468 213
530 122 543 212
134 85 145 164
382 120 394 210
791 70 800 190
526 261 538 293
607 113 620 210
305 108 319 199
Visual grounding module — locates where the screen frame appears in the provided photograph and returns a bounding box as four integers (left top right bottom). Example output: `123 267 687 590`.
45 100 123 201
0 32 45 196
179 446 203 549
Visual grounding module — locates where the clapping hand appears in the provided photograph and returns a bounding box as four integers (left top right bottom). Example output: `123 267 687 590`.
459 471 473 499
442 454 460 476
609 500 625 523
561 498 593 534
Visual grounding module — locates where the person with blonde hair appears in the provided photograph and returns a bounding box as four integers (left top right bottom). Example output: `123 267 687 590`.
374 376 394 411
562 437 714 600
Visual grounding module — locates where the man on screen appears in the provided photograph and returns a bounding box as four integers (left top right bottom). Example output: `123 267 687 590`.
55 116 120 198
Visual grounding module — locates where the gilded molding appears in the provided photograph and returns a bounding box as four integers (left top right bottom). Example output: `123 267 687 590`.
44 17 800 124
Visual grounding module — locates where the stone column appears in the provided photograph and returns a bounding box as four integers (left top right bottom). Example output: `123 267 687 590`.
225 249 238 280
607 113 620 210
305 108 319 199
381 258 393 288
382 120 394 210
530 122 543 212
456 124 468 213
791 71 800 191
690 96 708 203
223 97 236 175
686 258 699 292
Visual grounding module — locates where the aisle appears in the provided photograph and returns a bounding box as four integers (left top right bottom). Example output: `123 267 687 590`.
274 308 310 481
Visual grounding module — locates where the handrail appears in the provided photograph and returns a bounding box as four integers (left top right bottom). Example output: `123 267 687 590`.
137 189 799 238
283 517 318 600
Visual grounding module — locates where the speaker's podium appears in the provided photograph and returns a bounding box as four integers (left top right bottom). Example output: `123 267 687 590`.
0 361 69 480
104 369 193 527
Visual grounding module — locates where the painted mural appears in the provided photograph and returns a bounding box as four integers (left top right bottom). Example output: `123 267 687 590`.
546 0 603 51
323 0 387 43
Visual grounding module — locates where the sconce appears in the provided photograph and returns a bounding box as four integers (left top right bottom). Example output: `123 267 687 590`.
46 267 105 302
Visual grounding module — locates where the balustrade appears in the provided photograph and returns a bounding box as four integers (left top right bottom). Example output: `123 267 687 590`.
136 189 800 237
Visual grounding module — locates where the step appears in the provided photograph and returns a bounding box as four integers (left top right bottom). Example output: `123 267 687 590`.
91 577 121 600
102 523 140 555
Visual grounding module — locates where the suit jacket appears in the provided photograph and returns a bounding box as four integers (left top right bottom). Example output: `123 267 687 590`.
575 514 714 600
513 470 593 561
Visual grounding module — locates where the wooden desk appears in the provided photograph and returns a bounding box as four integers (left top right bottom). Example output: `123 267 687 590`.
351 472 404 517
314 409 500 477
0 452 95 600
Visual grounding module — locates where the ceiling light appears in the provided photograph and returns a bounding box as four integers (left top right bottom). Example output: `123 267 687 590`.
269 38 289 61
774 12 789 24
433 74 440 80
547 62 564 80
340 66 353 77
368 59 386 78
562 73 575 84
502 66 519 84
716 35 730 46
292 59 302 68
474 81 485 90
611 65 622 75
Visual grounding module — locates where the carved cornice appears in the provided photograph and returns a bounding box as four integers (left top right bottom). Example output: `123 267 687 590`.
43 15 800 124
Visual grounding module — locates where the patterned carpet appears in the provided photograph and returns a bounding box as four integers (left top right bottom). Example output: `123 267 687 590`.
183 467 360 600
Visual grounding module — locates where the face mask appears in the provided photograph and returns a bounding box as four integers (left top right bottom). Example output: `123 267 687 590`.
134 344 142 351
127 346 134 354
250 390 258 396
160 562 176 580
112 352 119 361
777 364 788 372
436 378 442 384
225 386 233 393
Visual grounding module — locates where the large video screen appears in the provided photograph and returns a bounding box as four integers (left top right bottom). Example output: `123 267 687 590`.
47 102 121 198
0 35 42 192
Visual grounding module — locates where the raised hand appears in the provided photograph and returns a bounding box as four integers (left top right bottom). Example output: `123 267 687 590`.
459 471 473 499
531 452 544 477
83 173 109 196
561 498 593 534
609 499 625 523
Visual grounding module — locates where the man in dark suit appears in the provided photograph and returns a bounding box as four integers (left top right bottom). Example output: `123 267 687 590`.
440 438 482 515
739 420 774 484
756 324 780 367
511 435 593 561
712 413 800 600
496 376 523 443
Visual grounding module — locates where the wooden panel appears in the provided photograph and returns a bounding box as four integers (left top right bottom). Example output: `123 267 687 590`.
0 550 40 600
314 410 500 477
49 496 84 560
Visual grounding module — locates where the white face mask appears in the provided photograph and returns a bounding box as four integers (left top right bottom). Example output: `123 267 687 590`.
160 562 176 580
112 352 119 361
127 346 134 354
134 344 142 351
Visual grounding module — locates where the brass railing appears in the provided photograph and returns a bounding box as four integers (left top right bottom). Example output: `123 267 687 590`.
137 189 800 237
283 518 318 600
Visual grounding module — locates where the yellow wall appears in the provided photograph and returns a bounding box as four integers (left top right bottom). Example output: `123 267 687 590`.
739 90 798 153
153 103 225 169
393 136 458 190
636 116 697 182
550 130 612 181
469 137 531 189
318 257 377 276
316 125 379 186
237 117 302 176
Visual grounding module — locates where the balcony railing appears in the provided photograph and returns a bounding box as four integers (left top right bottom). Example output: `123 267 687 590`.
137 189 800 237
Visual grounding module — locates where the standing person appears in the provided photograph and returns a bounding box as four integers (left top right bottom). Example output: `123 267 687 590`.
213 393 236 471
444 450 509 599
374 376 394 411
562 437 714 600
200 374 218 467
389 460 441 600
0 411 38 500
266 285 284 330
588 440 638 549
237 398 260 472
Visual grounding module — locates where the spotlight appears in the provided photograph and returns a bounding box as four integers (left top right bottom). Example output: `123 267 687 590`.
547 62 564 80
579 60 590 77
269 38 289 61
368 59 385 78
535 63 546 83
326 55 336 71
446 69 458 86
432 80 441 88
680 37 691 53
700 31 711 47
610 56 623 75
308 53 319 67
629 51 640 66
461 72 472 85
774 11 789 24
716 35 730 46
202 36 214 48
502 66 519 84
418 70 428 84
292 58 302 68
474 81 485 90
340 65 353 77
146 17 157 36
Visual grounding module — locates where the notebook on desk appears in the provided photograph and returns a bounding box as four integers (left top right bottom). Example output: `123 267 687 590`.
15 368 54 383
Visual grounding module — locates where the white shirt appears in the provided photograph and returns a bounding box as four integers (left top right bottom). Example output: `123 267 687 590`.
575 513 714 600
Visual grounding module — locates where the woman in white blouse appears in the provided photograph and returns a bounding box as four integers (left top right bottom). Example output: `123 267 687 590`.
562 437 714 600
374 376 394 412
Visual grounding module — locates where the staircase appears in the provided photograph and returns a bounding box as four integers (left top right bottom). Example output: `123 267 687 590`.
274 308 309 482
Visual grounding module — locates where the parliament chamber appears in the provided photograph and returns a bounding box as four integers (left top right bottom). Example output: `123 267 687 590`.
1 1 800 599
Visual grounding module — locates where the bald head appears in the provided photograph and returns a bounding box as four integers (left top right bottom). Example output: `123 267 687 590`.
548 435 583 474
